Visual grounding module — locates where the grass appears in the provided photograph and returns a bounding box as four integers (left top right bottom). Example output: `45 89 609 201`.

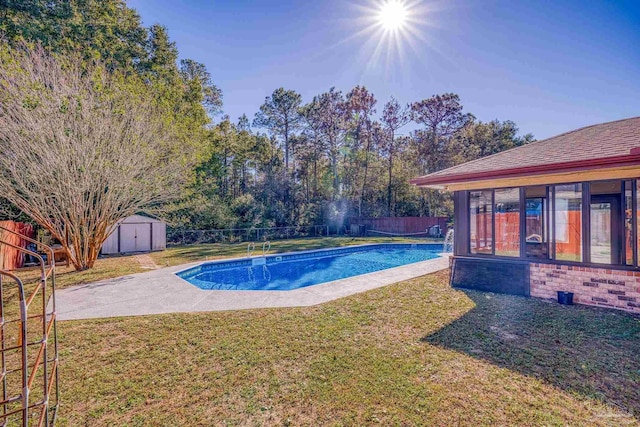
6 237 639 425
12 254 144 290
151 236 432 267
53 270 640 426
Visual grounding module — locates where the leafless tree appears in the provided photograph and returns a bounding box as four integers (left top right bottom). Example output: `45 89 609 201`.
0 43 193 270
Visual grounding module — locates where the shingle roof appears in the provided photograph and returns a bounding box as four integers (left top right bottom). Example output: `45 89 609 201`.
412 117 640 186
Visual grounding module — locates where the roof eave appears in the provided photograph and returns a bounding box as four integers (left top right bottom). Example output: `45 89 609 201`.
410 154 640 187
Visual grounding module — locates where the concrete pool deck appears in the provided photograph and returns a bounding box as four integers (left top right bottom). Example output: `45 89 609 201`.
56 255 450 320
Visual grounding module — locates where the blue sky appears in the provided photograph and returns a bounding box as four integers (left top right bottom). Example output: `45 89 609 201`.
128 0 639 139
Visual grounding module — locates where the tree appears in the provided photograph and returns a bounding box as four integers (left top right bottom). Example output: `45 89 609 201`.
0 44 196 270
450 120 535 165
411 93 473 139
253 88 302 171
410 93 474 217
309 88 348 199
180 59 223 116
232 114 255 196
0 1 69 45
299 103 328 201
411 93 474 173
211 116 238 199
380 97 411 215
145 24 179 80
7 0 149 71
345 86 377 217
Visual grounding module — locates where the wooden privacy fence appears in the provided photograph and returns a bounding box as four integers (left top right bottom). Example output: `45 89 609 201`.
348 217 448 235
0 221 34 270
471 211 583 257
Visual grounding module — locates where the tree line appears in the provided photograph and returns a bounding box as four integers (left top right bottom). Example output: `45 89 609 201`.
0 0 533 269
173 89 534 231
0 0 219 269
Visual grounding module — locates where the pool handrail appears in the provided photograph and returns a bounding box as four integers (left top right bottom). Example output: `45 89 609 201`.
247 242 256 258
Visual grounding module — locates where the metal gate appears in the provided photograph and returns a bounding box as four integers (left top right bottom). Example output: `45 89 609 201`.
0 225 59 426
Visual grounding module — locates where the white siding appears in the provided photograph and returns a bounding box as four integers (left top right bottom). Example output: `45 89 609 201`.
101 230 119 255
151 222 166 251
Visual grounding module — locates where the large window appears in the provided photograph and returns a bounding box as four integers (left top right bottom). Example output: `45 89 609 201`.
465 180 640 266
590 181 622 264
637 181 640 267
553 184 583 262
590 201 613 264
525 186 548 259
470 190 493 254
495 188 520 257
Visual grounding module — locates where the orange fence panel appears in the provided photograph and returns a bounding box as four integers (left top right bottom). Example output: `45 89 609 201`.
0 221 35 270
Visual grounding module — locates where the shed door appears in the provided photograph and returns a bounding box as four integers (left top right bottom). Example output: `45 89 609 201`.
120 224 151 253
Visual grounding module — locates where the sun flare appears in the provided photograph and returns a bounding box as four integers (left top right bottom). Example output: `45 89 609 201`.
334 0 433 76
378 1 409 31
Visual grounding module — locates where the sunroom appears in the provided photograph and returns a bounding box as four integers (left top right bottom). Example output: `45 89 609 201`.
411 117 640 313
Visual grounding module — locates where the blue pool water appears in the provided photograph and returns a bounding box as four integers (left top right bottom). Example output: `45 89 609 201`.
176 244 442 291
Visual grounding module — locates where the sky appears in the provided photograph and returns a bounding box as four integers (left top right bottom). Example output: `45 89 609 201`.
127 0 640 140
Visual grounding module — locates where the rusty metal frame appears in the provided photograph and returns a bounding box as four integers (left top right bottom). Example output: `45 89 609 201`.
0 225 59 426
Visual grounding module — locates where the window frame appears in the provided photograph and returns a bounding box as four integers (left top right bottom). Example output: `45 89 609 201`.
464 179 640 269
468 189 495 256
631 179 640 268
494 187 522 258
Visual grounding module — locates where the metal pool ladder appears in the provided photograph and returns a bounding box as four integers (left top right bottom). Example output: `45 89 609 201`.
0 225 60 426
247 242 256 258
262 241 271 256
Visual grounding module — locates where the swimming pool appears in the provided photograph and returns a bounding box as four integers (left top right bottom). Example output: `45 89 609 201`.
176 244 443 291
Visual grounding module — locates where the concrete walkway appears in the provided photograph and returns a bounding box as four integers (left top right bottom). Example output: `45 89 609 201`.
134 254 160 270
56 255 450 320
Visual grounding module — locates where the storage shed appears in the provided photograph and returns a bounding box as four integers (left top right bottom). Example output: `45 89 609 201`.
101 215 166 255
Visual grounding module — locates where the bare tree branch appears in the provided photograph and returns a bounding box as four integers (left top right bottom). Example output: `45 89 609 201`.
0 43 193 270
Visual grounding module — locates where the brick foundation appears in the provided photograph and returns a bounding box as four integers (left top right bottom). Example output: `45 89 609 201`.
530 263 640 314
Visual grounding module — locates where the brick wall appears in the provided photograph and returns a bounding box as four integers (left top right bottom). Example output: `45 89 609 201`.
530 263 640 314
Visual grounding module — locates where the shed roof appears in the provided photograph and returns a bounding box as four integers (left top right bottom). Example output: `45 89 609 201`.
120 214 165 224
411 117 640 188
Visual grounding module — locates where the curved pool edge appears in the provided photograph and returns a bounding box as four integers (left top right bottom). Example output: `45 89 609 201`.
55 246 449 321
174 243 444 290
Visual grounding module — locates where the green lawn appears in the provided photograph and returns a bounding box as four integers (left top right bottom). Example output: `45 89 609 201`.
55 270 640 426
7 237 639 425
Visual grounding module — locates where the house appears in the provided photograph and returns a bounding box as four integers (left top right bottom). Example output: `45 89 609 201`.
101 215 167 255
411 117 640 314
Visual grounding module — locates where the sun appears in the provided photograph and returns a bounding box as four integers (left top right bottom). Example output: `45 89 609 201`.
327 0 433 76
378 1 409 31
